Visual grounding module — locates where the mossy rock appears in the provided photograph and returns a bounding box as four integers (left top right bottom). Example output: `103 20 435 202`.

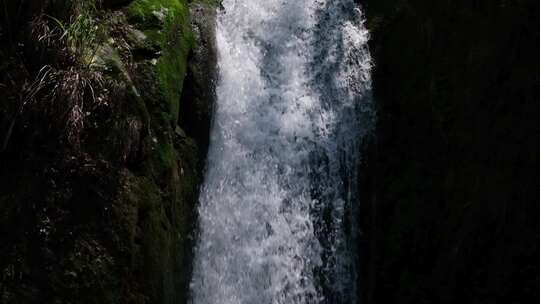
127 0 194 123
0 1 219 303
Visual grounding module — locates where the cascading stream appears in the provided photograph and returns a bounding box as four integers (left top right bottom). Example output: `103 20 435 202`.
189 1 374 303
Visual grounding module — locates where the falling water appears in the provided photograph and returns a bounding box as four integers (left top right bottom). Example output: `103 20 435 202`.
189 0 375 303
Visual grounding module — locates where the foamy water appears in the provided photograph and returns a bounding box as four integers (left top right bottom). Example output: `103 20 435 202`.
190 1 375 303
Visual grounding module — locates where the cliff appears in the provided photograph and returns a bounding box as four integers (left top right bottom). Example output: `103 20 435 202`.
360 0 540 303
2 0 539 303
0 0 218 303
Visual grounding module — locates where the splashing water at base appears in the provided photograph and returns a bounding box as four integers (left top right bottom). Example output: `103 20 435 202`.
190 1 375 303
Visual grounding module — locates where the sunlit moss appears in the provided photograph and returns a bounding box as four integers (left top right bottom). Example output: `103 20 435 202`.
128 0 194 123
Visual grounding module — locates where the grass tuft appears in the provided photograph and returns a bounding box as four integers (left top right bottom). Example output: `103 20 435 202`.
47 11 104 67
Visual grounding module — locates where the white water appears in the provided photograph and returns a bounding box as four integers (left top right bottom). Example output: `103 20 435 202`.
189 1 375 303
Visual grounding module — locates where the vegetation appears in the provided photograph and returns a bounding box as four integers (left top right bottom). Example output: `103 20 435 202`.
1 0 536 303
0 0 218 303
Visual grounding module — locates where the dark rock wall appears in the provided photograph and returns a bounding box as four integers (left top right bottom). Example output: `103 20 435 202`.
179 3 218 156
360 0 540 303
0 1 218 303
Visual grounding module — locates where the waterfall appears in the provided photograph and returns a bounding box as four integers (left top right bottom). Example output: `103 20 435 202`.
189 0 375 303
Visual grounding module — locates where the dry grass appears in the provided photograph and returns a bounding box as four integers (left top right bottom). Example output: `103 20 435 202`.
45 67 105 148
2 65 53 151
22 1 108 149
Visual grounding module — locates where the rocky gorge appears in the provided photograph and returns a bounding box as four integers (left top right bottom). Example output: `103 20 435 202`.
1 0 539 303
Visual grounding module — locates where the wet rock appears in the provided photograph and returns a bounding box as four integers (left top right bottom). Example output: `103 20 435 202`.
178 2 218 157
0 0 220 303
359 0 540 303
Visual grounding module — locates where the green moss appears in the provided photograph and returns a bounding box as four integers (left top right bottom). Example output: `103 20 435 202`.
158 140 176 169
138 177 162 210
128 0 194 123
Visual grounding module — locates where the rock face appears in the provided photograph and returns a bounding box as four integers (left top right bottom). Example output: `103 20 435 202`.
0 1 218 303
359 0 540 303
179 3 218 156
